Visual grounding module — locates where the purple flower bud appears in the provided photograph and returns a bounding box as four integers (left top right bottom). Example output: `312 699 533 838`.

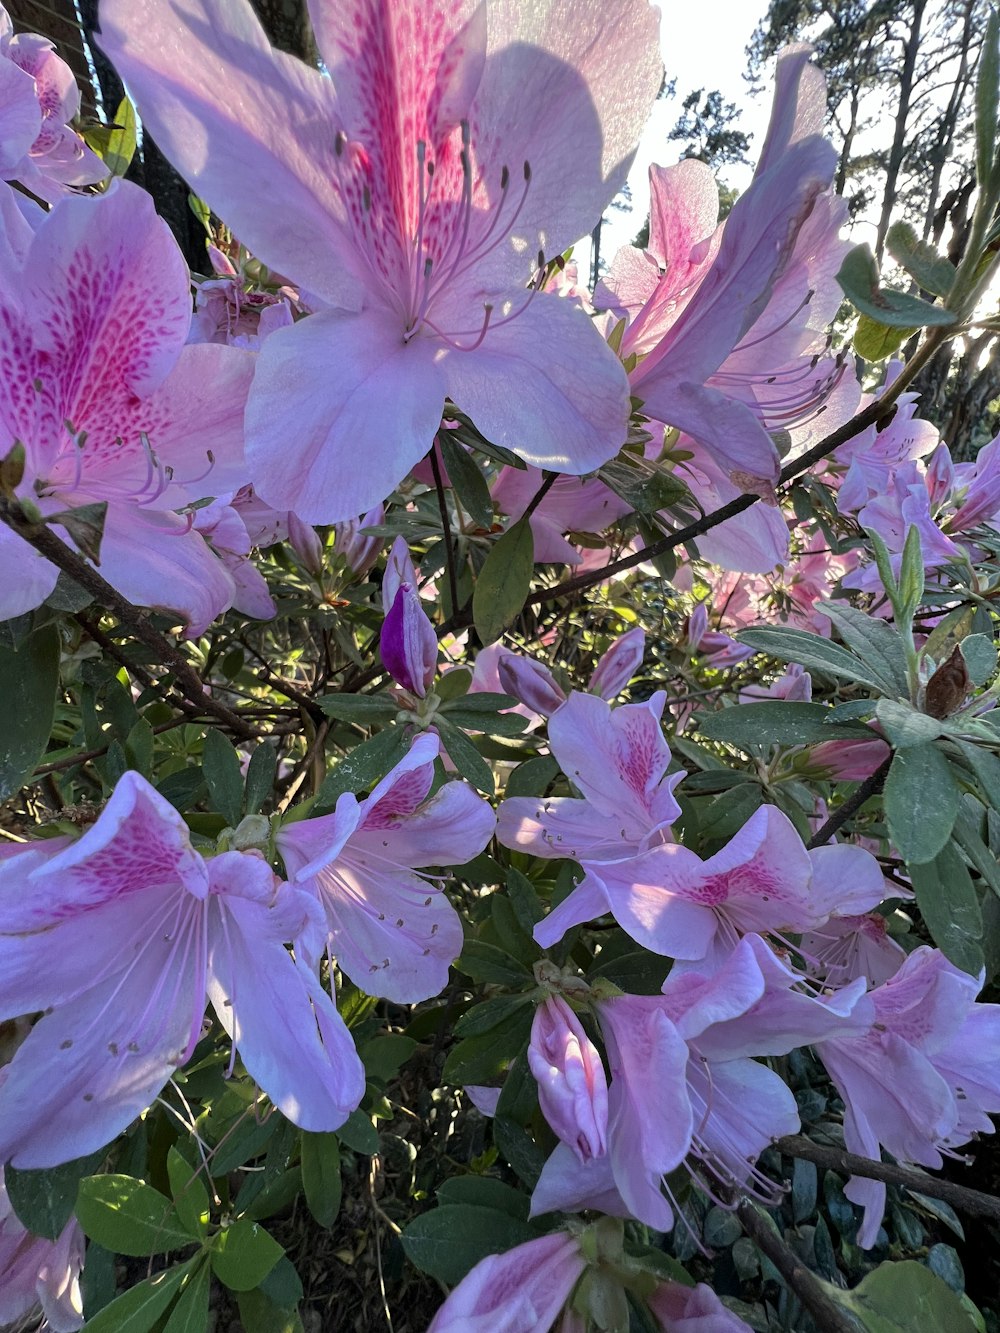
380 583 437 697
926 443 955 508
382 535 418 613
287 512 324 578
497 654 567 716
333 504 384 577
686 601 708 651
588 627 645 699
528 995 608 1162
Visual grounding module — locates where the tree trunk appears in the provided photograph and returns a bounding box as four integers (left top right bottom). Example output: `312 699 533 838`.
874 0 926 264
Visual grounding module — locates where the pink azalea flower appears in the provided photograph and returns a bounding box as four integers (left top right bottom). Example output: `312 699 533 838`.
809 735 891 780
101 0 663 523
380 582 438 697
816 946 1000 1247
0 1167 84 1331
528 995 609 1162
191 495 277 620
647 1279 753 1332
277 733 495 1004
799 912 907 988
0 772 365 1169
588 627 646 700
673 436 791 574
740 662 812 703
427 1230 586 1333
498 629 646 717
0 6 107 201
497 690 684 866
599 47 842 487
531 935 870 1228
0 181 255 633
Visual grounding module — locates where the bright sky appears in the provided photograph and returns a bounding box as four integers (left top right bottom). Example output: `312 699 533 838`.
582 0 772 271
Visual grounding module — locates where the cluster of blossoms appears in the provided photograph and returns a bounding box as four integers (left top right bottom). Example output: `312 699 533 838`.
1 0 1000 1329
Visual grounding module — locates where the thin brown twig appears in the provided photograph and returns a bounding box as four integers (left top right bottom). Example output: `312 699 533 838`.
735 1200 857 1333
806 755 893 849
776 1135 1000 1223
0 497 255 738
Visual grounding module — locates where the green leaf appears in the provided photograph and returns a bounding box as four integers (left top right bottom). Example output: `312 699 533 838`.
696 701 875 751
884 744 960 864
105 96 138 178
737 626 888 693
211 1217 284 1292
910 844 984 975
596 455 690 514
454 994 534 1038
506 866 545 931
236 1288 304 1333
202 728 244 826
837 244 956 328
854 313 911 361
47 500 108 563
842 1259 978 1332
492 1116 547 1187
455 939 533 986
443 1005 534 1086
952 802 1000 897
473 516 534 645
401 1205 537 1284
244 742 278 815
886 223 956 298
442 705 528 736
0 622 59 799
952 739 1000 812
166 1147 210 1240
435 716 495 795
5 1150 104 1240
875 700 943 749
315 726 410 810
960 634 997 687
439 434 494 529
360 1032 418 1081
337 1109 379 1155
163 1258 211 1333
436 1175 530 1220
300 1132 342 1228
314 693 399 724
76 1175 197 1256
84 1261 194 1333
125 718 154 776
505 755 560 798
977 10 1000 190
821 602 910 696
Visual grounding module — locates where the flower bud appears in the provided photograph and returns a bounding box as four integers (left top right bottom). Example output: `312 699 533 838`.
333 504 384 577
527 995 608 1162
588 627 645 699
382 534 419 613
287 512 324 578
926 443 955 508
380 583 437 697
498 654 567 716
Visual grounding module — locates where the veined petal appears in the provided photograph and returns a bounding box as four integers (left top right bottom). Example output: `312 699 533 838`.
0 883 206 1168
246 308 447 522
206 884 365 1131
354 779 496 867
277 794 364 883
588 848 718 960
98 0 364 309
0 522 57 618
440 289 630 475
496 796 639 862
0 55 41 174
530 1141 631 1220
95 505 235 639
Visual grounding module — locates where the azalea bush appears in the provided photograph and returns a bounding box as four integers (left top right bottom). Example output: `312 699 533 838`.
3 2 1000 1331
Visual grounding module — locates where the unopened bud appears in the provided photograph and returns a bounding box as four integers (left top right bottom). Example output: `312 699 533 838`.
498 654 566 716
380 583 437 697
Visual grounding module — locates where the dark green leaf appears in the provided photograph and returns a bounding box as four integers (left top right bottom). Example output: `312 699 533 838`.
505 755 560 798
338 1110 379 1155
910 844 984 975
454 994 533 1038
884 744 960 865
315 726 410 810
960 634 997 686
202 728 244 826
696 701 875 750
435 716 494 794
493 1117 547 1187
236 1288 304 1333
436 1176 530 1220
5 1150 104 1240
886 223 956 299
84 1261 194 1333
443 1006 533 1086
401 1204 537 1285
587 948 671 995
245 742 278 814
952 739 1000 813
442 706 528 736
737 626 887 692
360 1033 418 1082
506 866 545 931
439 434 494 529
76 1175 196 1256
211 1217 284 1292
473 517 534 645
166 1146 210 1240
821 603 909 695
162 1258 211 1333
314 694 399 723
596 456 690 514
837 244 956 328
455 939 533 986
300 1132 342 1229
0 622 59 798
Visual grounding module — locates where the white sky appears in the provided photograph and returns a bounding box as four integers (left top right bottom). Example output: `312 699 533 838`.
580 1 774 271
